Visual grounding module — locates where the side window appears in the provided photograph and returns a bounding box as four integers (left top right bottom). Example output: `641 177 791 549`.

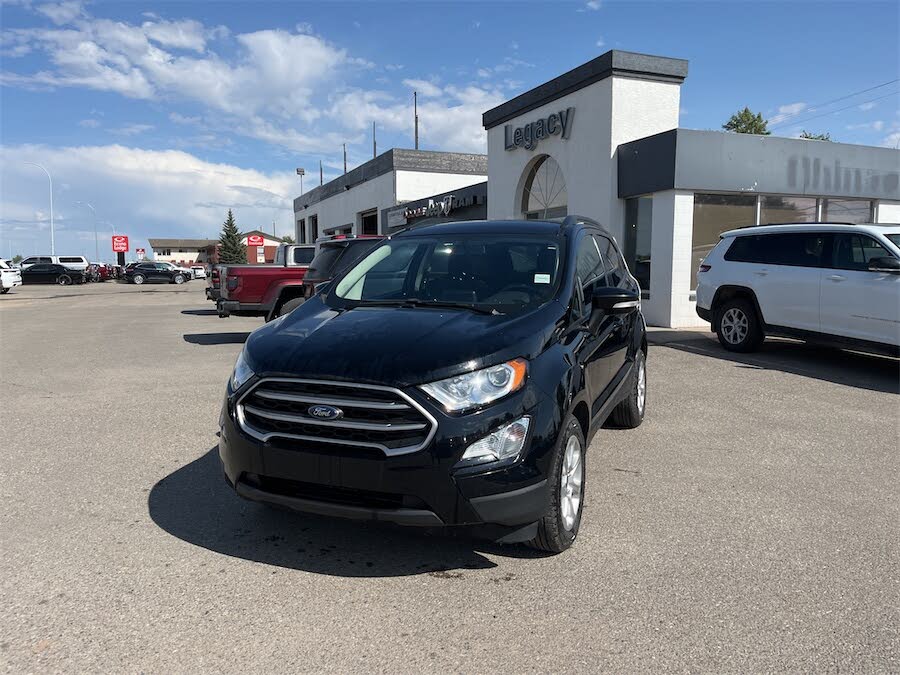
293 248 315 264
575 235 604 288
595 235 625 286
831 234 891 271
725 233 825 267
40 257 53 263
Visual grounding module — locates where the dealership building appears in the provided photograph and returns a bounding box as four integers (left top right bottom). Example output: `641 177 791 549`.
148 230 285 266
295 50 900 327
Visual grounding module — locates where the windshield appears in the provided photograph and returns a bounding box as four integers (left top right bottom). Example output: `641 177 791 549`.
331 235 562 314
886 234 900 249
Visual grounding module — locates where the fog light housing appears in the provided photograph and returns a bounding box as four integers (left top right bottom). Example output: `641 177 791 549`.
458 416 531 467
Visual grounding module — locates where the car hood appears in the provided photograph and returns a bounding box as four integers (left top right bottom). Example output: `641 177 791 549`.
244 296 564 387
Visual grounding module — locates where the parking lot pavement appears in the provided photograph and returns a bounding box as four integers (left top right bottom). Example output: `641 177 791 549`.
1 282 898 672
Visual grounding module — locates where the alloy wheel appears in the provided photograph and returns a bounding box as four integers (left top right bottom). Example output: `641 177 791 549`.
636 358 646 415
721 308 749 345
560 435 583 531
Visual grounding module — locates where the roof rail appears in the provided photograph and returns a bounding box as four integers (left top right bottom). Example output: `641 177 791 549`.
738 221 857 229
560 214 610 233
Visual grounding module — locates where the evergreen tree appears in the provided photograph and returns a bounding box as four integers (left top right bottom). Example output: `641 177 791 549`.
218 209 246 264
722 107 770 135
281 234 295 244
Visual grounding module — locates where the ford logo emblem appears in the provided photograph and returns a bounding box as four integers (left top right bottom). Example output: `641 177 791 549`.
308 404 343 420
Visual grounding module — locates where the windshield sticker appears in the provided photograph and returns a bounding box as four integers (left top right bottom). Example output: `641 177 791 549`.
534 273 551 284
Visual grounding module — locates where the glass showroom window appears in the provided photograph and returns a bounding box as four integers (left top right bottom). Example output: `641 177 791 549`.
691 193 756 289
759 195 818 224
624 197 652 293
822 198 873 224
522 155 567 220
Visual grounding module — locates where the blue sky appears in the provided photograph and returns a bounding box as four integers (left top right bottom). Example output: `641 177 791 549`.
1 0 898 260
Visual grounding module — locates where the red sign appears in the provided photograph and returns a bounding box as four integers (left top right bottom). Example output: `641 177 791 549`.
112 235 129 252
247 235 264 247
136 248 146 260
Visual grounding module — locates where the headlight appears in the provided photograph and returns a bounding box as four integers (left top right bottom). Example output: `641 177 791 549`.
230 348 255 391
459 416 531 466
419 358 527 412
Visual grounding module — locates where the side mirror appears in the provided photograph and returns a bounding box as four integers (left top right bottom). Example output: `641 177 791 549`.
868 256 900 273
591 286 640 314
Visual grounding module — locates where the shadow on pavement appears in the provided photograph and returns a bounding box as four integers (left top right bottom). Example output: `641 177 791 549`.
183 332 250 345
650 330 899 395
148 448 543 577
181 309 219 316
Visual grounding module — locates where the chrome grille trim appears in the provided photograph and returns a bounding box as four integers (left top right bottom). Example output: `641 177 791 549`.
242 404 427 432
253 389 410 410
236 377 437 457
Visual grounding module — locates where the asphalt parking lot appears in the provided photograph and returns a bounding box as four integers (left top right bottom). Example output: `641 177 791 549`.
1 281 898 672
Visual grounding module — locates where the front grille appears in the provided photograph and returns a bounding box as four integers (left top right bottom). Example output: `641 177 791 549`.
236 378 436 456
244 474 429 510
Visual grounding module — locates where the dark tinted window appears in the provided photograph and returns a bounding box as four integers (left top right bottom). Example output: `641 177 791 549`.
595 235 625 286
28 264 49 272
725 233 826 267
575 235 604 286
306 245 346 278
292 247 315 264
59 257 83 263
831 234 891 271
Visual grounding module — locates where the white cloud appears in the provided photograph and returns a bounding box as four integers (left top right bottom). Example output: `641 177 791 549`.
35 1 84 25
78 118 100 128
140 19 211 52
858 101 877 111
585 0 601 10
0 143 297 253
109 123 154 136
402 78 442 98
596 38 605 48
881 131 900 148
845 120 885 132
168 112 201 125
769 101 807 124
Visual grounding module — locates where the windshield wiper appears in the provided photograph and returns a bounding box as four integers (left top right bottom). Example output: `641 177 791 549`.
347 298 502 315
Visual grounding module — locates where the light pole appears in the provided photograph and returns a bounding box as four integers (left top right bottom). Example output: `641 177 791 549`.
76 201 98 262
296 167 305 195
23 162 54 254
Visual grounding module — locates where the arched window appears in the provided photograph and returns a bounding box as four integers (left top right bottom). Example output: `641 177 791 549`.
521 155 567 219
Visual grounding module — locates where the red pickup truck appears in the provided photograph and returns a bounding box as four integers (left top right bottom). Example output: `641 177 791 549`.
217 244 315 319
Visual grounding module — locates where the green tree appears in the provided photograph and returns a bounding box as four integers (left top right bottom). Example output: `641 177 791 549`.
12 254 23 264
722 107 770 135
218 209 246 264
281 234 295 244
799 130 832 141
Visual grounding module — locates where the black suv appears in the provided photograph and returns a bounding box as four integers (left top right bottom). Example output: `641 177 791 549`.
124 262 188 285
219 217 647 552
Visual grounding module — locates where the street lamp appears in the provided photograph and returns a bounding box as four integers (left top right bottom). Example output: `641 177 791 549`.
23 162 54 255
296 167 306 195
76 201 98 262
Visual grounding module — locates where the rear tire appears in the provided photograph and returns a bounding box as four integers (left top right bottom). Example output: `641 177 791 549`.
715 298 763 352
57 275 72 286
528 414 585 554
133 274 145 285
609 349 646 428
173 274 185 284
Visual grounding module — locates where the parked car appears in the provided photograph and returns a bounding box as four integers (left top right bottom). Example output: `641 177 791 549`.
206 265 221 302
157 261 194 278
264 236 384 320
696 222 900 356
220 216 647 553
20 263 87 285
216 243 316 319
0 259 23 294
19 255 90 272
87 263 113 282
191 265 207 279
124 262 190 285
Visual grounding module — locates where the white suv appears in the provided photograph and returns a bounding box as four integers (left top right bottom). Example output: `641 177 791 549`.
696 223 900 356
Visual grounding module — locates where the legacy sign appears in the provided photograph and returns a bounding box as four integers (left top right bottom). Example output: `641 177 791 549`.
504 107 574 151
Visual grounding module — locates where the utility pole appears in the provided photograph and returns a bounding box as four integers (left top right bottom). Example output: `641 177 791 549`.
414 91 419 150
23 162 54 254
76 201 98 262
296 167 305 195
373 121 377 159
319 160 323 186
343 144 347 174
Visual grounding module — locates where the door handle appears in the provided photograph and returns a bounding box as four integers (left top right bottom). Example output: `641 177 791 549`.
827 274 846 282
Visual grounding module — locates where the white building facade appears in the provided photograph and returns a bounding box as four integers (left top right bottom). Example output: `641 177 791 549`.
293 149 486 243
482 50 900 327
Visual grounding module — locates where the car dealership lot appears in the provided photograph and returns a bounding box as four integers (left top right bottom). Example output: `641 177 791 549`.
1 283 898 672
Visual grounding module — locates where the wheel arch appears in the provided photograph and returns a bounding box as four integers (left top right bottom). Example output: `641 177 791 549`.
711 285 766 327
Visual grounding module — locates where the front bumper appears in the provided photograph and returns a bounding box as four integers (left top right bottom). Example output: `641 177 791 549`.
218 382 558 536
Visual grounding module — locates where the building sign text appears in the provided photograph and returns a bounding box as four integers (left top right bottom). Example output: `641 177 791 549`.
504 107 574 151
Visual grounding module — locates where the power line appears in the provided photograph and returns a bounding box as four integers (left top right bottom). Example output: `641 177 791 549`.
770 89 899 130
769 78 899 127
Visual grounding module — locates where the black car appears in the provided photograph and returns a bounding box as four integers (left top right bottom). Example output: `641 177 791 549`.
21 263 87 285
219 217 647 553
124 262 189 285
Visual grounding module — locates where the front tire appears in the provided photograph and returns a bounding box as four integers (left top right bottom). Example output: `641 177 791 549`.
132 274 145 285
0 287 9 294
528 415 585 554
715 298 763 352
609 349 646 428
278 297 305 317
57 275 72 286
173 274 185 284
